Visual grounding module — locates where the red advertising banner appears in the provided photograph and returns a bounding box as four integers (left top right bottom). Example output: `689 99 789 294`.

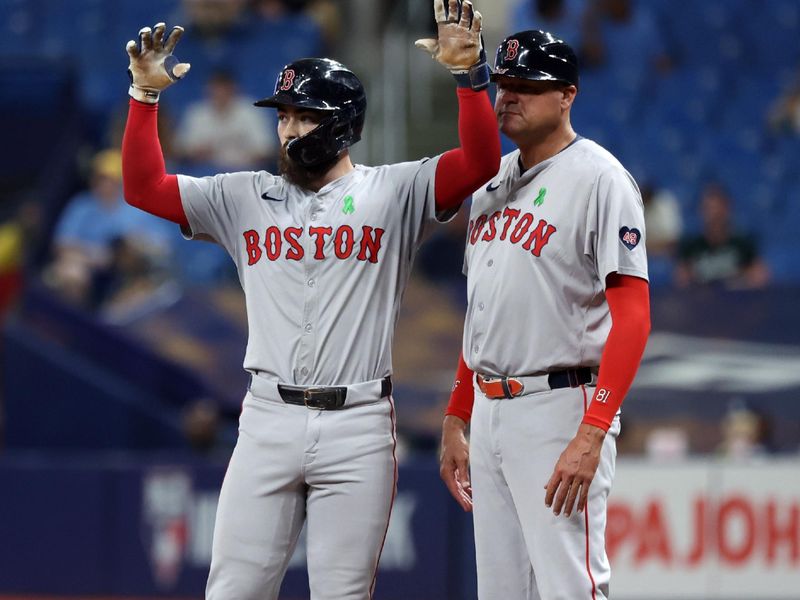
609 460 800 599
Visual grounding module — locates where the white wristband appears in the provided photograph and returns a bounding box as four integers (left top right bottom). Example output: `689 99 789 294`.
128 85 160 104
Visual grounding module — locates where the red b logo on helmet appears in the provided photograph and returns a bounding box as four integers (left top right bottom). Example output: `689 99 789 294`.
505 39 520 61
280 69 296 91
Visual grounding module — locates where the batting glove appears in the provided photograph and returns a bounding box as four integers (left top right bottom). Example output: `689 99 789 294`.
126 22 191 104
415 0 490 91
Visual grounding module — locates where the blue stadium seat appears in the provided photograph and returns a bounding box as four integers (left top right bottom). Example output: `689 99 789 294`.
233 14 325 103
0 0 37 56
744 0 800 68
763 240 800 283
660 0 748 68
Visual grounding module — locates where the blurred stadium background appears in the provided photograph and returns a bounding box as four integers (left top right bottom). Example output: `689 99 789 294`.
1 0 799 598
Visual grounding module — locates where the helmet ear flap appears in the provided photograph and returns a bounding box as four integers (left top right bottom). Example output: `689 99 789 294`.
331 120 350 138
287 113 345 167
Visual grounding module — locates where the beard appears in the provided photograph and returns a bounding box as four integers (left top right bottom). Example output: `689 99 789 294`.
278 143 338 189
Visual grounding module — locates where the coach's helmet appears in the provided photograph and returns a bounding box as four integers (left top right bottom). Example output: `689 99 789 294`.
255 58 367 168
491 30 579 88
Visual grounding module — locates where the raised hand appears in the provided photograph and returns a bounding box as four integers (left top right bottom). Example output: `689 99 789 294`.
126 22 191 103
415 0 483 72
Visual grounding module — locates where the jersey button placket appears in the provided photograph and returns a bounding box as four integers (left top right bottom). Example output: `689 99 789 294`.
297 207 320 384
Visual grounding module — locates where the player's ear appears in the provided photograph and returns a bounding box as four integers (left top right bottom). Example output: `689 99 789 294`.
561 85 577 109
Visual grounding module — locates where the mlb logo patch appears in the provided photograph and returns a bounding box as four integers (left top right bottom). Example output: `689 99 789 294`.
619 227 641 250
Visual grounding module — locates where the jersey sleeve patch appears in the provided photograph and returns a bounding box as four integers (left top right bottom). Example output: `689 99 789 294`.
619 226 641 250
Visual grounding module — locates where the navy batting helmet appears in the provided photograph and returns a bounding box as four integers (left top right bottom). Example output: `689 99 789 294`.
491 30 579 88
255 58 367 168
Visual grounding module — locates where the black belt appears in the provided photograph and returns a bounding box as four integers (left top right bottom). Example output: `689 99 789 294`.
548 367 593 390
278 376 392 410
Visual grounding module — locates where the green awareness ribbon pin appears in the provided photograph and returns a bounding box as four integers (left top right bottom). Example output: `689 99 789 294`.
342 195 355 214
534 187 546 206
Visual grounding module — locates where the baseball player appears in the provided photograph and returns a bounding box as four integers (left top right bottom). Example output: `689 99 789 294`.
439 31 651 599
120 1 499 599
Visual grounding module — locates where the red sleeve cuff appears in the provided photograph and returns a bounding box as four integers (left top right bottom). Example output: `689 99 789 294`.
445 352 475 423
445 407 473 423
581 411 613 432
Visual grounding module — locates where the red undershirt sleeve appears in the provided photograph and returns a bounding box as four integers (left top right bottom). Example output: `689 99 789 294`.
434 88 500 212
121 99 188 227
445 351 476 423
582 273 651 431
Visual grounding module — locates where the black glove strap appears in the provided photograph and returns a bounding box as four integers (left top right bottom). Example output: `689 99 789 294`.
452 47 490 91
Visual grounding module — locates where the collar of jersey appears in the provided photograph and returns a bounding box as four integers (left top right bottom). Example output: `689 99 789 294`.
511 136 583 190
314 165 366 196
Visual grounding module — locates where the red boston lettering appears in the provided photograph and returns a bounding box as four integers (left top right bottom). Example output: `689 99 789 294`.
469 208 557 257
309 226 333 259
499 207 520 240
481 211 502 242
284 227 304 261
242 225 385 264
509 212 533 243
470 214 488 245
523 219 557 256
357 226 385 263
334 225 356 259
243 230 262 265
265 226 282 261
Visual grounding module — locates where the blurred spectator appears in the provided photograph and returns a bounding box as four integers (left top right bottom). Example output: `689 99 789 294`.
251 0 340 48
182 398 222 454
165 0 250 110
45 149 175 309
642 182 682 257
644 426 690 461
175 69 276 172
303 0 341 49
240 0 325 100
581 0 672 75
0 200 41 316
767 79 800 136
716 400 772 460
252 0 288 19
508 0 585 49
642 181 682 287
183 0 248 39
675 182 769 289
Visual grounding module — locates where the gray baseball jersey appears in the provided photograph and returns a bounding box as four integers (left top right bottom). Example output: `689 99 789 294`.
464 137 647 600
178 157 442 385
179 157 446 600
463 137 648 376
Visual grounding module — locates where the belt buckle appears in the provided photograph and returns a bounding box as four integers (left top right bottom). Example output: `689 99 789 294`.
303 387 329 409
479 375 524 400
